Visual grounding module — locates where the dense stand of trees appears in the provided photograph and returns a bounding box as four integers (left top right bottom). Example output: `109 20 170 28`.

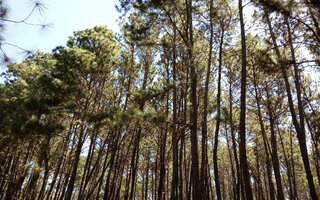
0 0 319 199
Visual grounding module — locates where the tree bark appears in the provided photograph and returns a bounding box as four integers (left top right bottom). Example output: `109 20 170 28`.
186 0 200 199
65 122 86 200
252 69 276 200
239 0 254 199
213 27 224 200
200 0 213 198
265 9 318 200
171 23 179 200
265 87 284 200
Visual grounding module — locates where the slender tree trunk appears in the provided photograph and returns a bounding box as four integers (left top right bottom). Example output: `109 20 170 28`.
25 139 49 200
129 57 150 200
171 23 179 200
229 77 240 200
6 146 30 200
65 122 86 200
185 0 200 199
158 126 168 200
79 129 97 198
144 148 150 200
46 123 73 200
200 0 213 198
179 66 188 200
213 27 224 200
103 134 118 200
225 121 237 200
158 65 169 199
128 129 140 200
37 156 49 200
239 0 253 199
265 87 285 200
290 130 299 200
265 10 318 199
252 69 275 200
278 124 295 200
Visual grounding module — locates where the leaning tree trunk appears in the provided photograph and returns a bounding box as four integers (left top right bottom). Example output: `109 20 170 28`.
65 122 86 200
265 9 318 200
252 69 276 200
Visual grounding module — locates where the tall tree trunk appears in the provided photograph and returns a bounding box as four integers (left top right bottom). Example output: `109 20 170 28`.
290 129 299 200
171 23 179 200
24 139 49 200
179 66 189 200
128 129 141 200
79 129 97 199
159 59 170 199
225 120 237 200
144 148 150 200
37 155 49 200
252 69 275 200
200 0 213 198
186 0 200 199
128 55 150 200
213 27 224 200
278 124 295 200
265 87 284 200
65 122 86 200
46 123 73 200
103 133 118 200
229 76 241 200
158 127 167 200
238 0 254 199
265 9 318 200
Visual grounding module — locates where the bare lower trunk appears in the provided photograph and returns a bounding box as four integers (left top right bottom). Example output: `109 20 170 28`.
239 0 253 199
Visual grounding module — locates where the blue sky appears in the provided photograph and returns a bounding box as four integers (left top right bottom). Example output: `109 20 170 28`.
1 0 120 72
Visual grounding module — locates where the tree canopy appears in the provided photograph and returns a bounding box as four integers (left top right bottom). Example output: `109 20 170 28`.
0 0 319 199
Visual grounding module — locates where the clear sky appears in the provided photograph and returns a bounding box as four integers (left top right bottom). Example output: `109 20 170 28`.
1 0 120 73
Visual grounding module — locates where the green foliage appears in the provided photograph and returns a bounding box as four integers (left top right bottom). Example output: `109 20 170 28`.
1 2 320 199
0 26 120 137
